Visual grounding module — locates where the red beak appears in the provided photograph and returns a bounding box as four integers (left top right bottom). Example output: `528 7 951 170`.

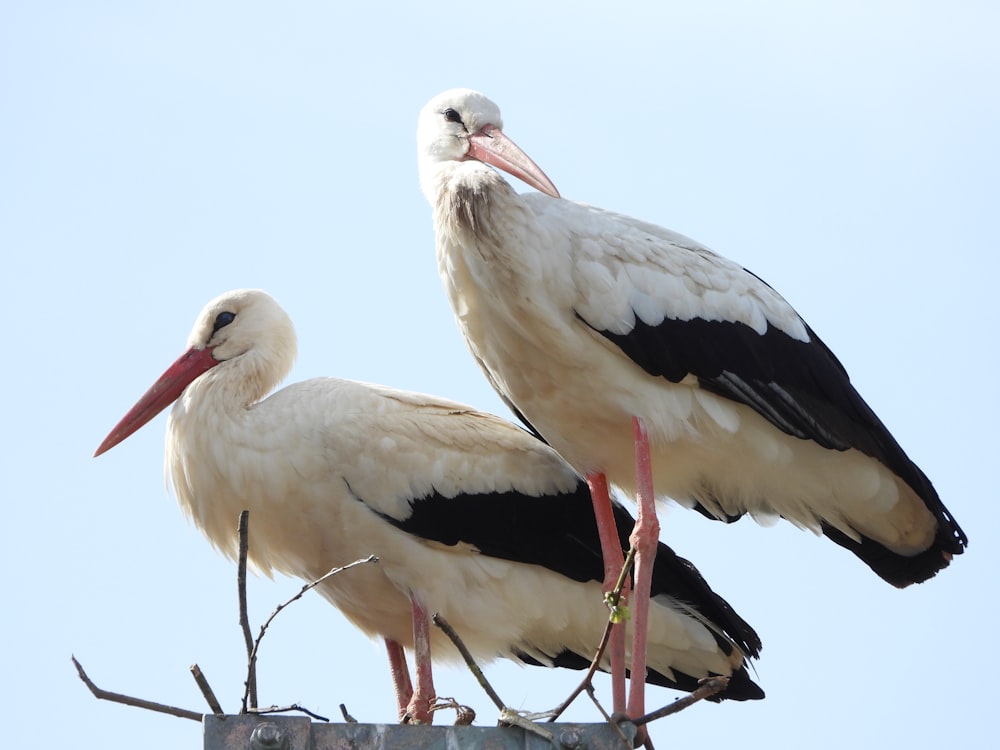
94 346 219 457
467 125 560 199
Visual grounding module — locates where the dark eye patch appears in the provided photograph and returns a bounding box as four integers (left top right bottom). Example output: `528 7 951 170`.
443 108 463 125
212 311 236 333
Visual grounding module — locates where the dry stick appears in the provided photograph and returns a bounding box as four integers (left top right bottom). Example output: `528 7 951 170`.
237 510 258 712
190 663 224 714
544 619 614 722
631 676 729 727
251 703 330 722
581 682 634 749
432 614 553 741
571 683 636 750
546 546 637 723
239 556 380 714
340 704 358 723
432 614 505 711
583 682 613 723
72 655 203 722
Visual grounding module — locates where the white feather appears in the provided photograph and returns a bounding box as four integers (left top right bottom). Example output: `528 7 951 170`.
141 289 752 687
418 90 938 557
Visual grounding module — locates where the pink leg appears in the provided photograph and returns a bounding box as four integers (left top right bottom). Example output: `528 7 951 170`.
627 416 659 728
384 638 413 720
587 470 628 715
404 595 435 724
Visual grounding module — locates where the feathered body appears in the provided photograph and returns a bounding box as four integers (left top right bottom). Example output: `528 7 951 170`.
99 289 763 701
418 89 966 587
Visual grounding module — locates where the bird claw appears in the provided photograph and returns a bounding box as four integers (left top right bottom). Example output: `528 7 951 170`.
429 696 476 726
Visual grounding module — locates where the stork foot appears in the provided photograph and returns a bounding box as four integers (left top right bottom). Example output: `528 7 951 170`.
430 696 476 726
402 694 436 725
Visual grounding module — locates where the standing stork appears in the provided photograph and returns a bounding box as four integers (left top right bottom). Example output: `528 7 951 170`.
417 88 967 724
95 289 763 726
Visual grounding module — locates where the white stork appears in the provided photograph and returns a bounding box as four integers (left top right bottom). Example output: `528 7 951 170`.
94 289 763 726
417 88 967 722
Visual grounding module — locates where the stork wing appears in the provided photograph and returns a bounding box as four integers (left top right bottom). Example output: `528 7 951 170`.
551 201 964 552
334 384 762 661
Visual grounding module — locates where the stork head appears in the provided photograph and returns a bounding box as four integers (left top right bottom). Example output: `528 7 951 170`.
416 88 560 199
95 289 297 456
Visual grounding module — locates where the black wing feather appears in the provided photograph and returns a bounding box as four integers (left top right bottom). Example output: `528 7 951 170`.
577 278 967 582
358 478 762 699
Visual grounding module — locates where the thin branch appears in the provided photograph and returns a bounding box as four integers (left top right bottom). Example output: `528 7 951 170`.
240 556 379 713
583 682 613 724
582 685 632 747
250 704 330 722
190 663 224 715
546 546 637 722
75 514 375 728
605 546 638 624
71 655 202 722
631 676 730 726
237 510 257 712
544 617 614 722
339 704 358 723
432 613 506 711
432 614 554 740
499 708 555 742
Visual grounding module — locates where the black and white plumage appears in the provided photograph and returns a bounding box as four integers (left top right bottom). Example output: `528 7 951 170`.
418 88 967 588
94 289 763 724
418 88 968 725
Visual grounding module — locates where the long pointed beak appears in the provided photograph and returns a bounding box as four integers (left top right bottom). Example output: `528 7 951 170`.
94 346 219 457
467 125 560 198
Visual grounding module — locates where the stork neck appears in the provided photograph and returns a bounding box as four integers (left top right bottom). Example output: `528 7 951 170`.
165 371 277 568
434 164 536 256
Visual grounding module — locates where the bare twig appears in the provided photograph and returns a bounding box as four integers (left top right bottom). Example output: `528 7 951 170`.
237 510 257 712
499 708 555 741
432 613 505 711
432 614 555 740
250 704 330 722
75 514 373 727
72 655 202 722
339 703 358 723
604 546 637 624
240 556 379 713
631 676 729 726
546 546 637 722
190 663 224 715
584 682 614 723
544 617 614 722
584 687 633 747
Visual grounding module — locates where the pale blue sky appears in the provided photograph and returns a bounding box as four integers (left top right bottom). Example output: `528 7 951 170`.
3 2 997 748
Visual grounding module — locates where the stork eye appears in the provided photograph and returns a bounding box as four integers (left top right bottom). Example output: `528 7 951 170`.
442 108 463 125
212 311 236 333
